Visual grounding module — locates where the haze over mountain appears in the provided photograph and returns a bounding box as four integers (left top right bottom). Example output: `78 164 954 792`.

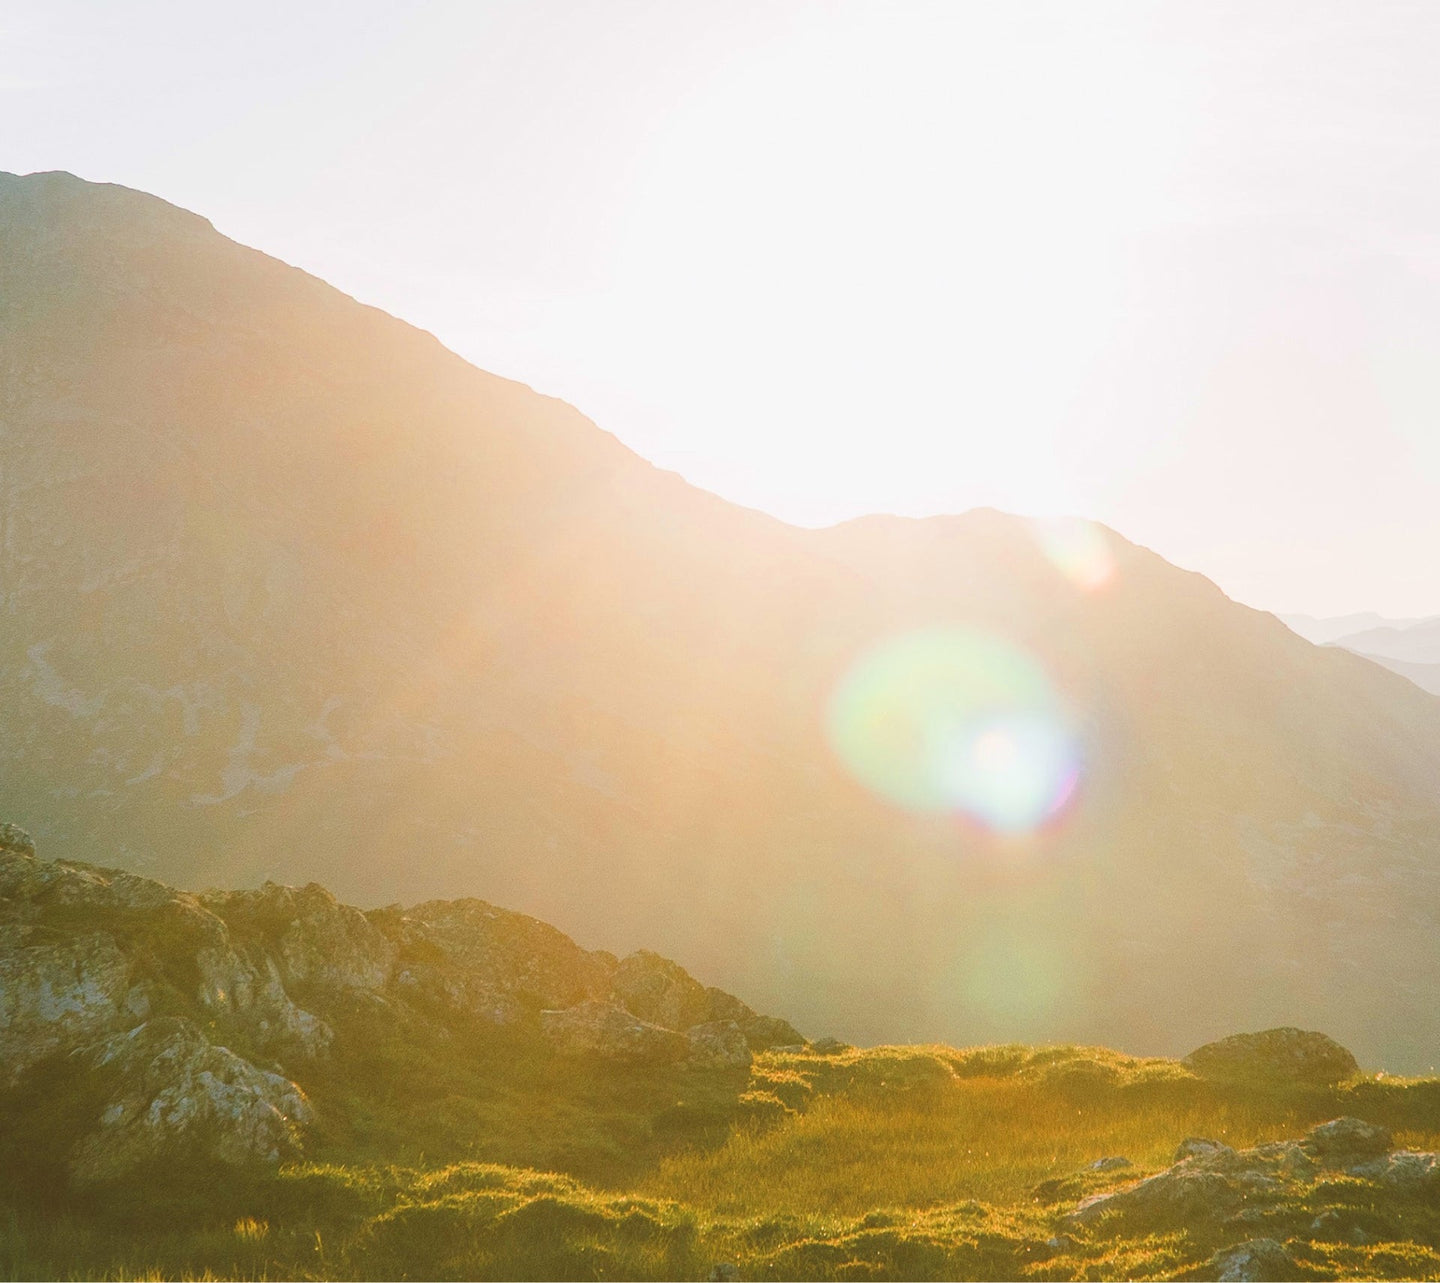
4 171 1440 1070
1280 614 1429 647
1282 615 1440 697
1331 618 1440 667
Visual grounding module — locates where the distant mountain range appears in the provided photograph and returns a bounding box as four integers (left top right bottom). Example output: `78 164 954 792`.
1282 614 1440 696
4 171 1440 1070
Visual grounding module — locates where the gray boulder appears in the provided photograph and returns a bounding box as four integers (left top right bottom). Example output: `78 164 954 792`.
539 1000 688 1063
69 1017 312 1186
1182 1027 1359 1086
1344 1149 1440 1190
1305 1115 1391 1163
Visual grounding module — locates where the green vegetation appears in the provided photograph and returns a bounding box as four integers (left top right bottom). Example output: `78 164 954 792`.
4 1029 1440 1280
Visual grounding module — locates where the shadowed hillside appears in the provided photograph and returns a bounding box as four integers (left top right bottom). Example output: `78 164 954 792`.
3 171 1440 1069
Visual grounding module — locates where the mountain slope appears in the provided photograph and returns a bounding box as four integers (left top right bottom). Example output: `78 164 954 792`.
4 171 1440 1069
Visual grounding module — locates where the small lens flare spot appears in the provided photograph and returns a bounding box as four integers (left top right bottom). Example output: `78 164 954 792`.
1030 516 1115 591
827 626 1083 835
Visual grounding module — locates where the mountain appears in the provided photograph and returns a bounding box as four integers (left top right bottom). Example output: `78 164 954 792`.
1331 618 1440 666
1280 612 1425 646
4 170 1440 1070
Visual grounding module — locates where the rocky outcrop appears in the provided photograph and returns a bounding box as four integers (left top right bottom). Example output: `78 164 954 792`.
1 833 805 1188
614 950 715 1030
1182 1027 1359 1086
0 843 332 1065
69 1017 312 1186
379 898 613 1024
0 932 137 1086
1066 1116 1439 1236
685 1021 752 1070
203 882 395 995
615 950 805 1052
540 1000 689 1064
0 823 35 857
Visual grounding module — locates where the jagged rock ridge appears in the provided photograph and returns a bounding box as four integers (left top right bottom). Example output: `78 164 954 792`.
0 830 803 1185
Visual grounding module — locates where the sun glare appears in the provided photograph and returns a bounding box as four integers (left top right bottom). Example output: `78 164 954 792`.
581 5 1189 524
827 625 1082 836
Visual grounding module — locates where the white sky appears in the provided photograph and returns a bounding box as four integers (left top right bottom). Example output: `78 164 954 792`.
4 1 1439 617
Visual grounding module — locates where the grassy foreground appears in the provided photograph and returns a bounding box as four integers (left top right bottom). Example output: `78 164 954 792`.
3 1035 1440 1281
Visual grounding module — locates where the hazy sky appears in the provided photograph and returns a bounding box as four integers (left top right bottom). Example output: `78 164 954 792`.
5 1 1439 617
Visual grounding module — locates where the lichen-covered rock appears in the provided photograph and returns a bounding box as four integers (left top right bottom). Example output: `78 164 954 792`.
685 1020 752 1070
1182 1027 1359 1086
379 898 613 1024
0 932 134 1086
195 943 333 1057
614 950 714 1030
1066 1139 1312 1229
1065 1119 1435 1245
204 882 395 994
1305 1115 1391 1162
69 1017 312 1186
539 1000 688 1063
0 845 176 915
1202 1237 1297 1282
1345 1149 1440 1190
1176 1137 1235 1162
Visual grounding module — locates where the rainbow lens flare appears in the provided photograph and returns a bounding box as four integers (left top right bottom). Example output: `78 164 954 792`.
827 626 1082 834
1029 516 1115 591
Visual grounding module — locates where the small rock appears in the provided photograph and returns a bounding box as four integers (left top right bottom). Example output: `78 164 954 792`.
1176 1137 1235 1162
1204 1238 1297 1282
1045 1235 1073 1252
810 1036 850 1055
1089 1155 1132 1171
707 1265 738 1282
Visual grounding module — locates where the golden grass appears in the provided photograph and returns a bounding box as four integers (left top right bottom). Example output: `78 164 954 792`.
645 1068 1315 1215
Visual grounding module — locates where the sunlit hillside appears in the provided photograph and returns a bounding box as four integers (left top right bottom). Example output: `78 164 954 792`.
4 842 1439 1281
4 170 1440 1073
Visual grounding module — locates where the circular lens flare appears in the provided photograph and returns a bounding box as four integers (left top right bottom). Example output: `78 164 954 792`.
828 626 1082 834
1030 516 1115 591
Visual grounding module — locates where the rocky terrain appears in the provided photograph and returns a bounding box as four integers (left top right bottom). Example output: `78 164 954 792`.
0 824 802 1190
